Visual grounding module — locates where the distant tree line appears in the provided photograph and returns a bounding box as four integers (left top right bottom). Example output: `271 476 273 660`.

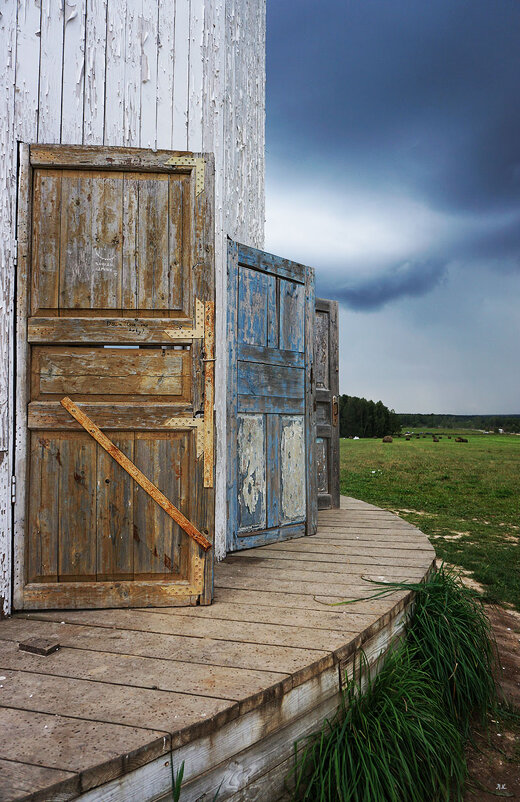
397 413 520 433
339 395 401 438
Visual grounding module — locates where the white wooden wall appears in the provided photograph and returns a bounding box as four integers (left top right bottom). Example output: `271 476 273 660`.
0 0 265 614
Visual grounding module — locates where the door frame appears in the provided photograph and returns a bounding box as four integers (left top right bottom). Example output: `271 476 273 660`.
13 143 215 609
226 239 317 552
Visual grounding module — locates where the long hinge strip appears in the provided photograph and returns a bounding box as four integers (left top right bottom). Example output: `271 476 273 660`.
163 155 205 195
203 301 215 488
163 299 215 487
60 397 212 552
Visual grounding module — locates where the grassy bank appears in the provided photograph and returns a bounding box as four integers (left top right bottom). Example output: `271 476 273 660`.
340 432 520 610
292 566 498 801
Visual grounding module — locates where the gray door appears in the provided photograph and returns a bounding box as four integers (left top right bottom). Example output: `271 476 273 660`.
314 298 340 509
227 240 317 551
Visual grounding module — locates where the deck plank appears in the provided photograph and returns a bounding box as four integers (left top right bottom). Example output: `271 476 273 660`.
0 708 169 793
12 610 356 653
0 618 330 674
0 758 79 802
0 640 290 703
0 668 236 734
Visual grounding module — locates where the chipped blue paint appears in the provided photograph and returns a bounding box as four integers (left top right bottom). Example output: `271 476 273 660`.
237 413 266 531
227 239 317 552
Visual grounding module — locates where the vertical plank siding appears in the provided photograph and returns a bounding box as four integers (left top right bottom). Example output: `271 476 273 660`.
0 1 18 615
0 0 266 612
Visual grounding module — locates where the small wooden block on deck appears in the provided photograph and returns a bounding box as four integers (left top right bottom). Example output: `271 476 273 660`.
19 637 60 656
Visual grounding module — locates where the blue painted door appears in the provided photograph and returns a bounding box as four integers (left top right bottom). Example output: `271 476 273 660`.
227 240 317 551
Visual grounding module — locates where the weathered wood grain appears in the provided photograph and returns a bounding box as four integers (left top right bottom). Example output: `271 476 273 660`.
31 169 62 314
141 601 380 634
96 434 134 580
83 0 107 145
212 585 412 615
17 144 215 608
0 638 289 704
0 706 169 794
11 607 356 654
0 615 331 676
305 265 318 536
33 348 191 400
21 581 201 609
58 432 97 581
60 397 211 552
27 432 60 583
61 0 87 144
27 402 196 429
133 432 189 577
28 317 198 344
0 757 79 802
0 667 236 734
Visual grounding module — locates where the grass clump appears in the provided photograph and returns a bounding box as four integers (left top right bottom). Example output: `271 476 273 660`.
401 565 497 733
291 565 498 801
292 646 466 802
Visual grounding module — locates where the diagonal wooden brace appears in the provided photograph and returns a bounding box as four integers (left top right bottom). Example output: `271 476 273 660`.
60 397 212 552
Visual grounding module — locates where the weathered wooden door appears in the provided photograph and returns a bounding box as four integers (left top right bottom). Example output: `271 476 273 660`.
15 145 215 609
227 241 316 551
314 298 340 509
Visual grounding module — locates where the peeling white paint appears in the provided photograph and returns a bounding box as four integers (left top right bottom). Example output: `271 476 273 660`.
281 416 306 523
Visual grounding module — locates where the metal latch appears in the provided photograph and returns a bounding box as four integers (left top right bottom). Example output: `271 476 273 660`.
332 396 339 427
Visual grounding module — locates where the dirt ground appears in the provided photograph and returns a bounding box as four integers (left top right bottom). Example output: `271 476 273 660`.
464 605 520 800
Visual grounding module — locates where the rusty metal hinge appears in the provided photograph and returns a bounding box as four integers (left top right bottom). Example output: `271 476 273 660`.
163 155 205 195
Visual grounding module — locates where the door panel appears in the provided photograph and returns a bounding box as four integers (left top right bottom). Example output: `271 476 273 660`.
227 241 316 551
16 145 214 610
314 298 340 509
32 169 192 316
32 347 192 401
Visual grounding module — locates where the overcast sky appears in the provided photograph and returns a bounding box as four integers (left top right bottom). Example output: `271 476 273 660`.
265 0 520 413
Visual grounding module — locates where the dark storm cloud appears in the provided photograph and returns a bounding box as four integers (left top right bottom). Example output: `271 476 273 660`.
267 0 520 216
319 259 448 311
265 0 520 411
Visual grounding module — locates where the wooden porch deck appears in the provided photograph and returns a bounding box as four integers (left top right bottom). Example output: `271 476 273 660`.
0 498 435 802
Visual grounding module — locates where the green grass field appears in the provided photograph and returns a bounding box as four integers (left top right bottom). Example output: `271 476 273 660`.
340 432 520 610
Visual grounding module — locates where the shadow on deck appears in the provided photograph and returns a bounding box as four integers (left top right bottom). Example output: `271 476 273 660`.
0 497 435 801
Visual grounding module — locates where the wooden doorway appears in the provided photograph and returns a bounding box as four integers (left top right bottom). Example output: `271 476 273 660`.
14 145 215 609
314 298 340 509
226 241 317 551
